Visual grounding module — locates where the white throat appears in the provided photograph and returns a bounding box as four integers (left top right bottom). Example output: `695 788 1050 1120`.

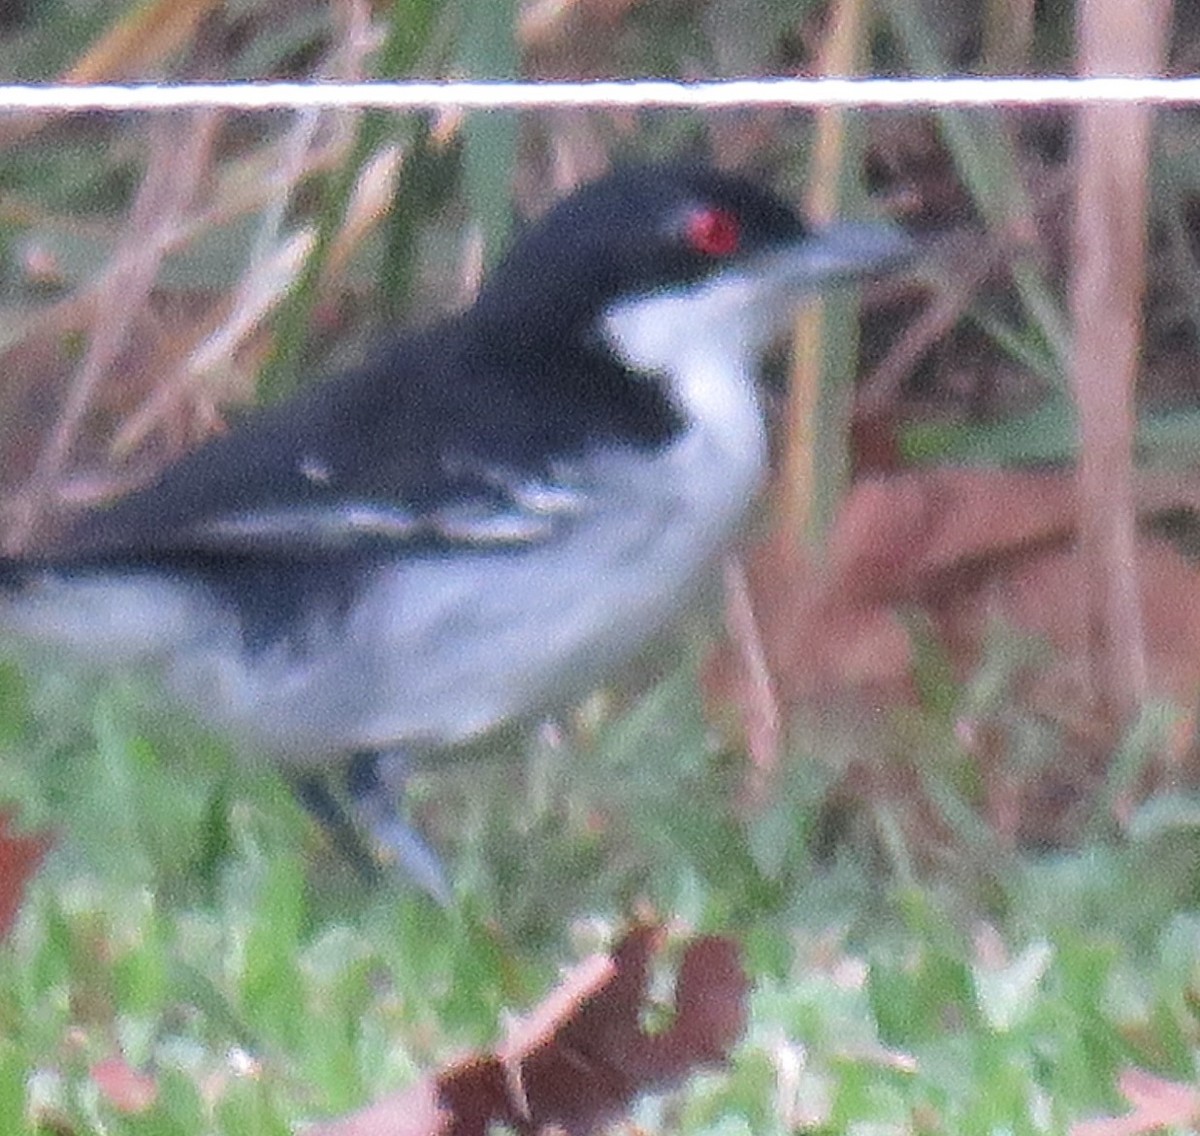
600 273 775 481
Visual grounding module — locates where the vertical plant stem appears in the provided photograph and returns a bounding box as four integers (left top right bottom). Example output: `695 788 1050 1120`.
780 0 867 544
1069 0 1171 723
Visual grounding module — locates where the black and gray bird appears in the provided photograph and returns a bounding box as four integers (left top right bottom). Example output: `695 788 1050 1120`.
0 163 910 894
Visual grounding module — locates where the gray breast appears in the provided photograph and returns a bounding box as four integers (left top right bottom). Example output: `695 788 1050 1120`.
167 416 767 762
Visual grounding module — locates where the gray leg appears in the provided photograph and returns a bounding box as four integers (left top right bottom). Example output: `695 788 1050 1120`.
345 750 451 905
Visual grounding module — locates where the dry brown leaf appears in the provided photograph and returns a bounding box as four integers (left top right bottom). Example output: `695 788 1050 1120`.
307 926 747 1136
721 468 1200 708
90 1056 159 1115
934 538 1200 715
0 810 51 940
706 466 1200 825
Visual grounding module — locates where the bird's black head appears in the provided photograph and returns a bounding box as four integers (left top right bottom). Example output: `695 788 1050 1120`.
471 164 810 336
455 162 910 454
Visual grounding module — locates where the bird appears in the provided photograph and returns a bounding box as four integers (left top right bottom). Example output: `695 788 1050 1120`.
0 162 911 896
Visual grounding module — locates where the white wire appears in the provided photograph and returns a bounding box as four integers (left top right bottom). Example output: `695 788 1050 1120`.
0 75 1199 114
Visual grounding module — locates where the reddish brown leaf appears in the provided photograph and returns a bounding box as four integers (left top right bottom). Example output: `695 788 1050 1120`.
306 927 747 1136
91 1056 158 1114
712 467 1200 722
0 809 51 939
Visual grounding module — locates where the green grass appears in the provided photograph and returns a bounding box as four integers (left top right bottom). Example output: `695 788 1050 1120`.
2 645 1199 1135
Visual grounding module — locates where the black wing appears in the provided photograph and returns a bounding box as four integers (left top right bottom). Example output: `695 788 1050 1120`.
58 319 590 565
36 319 602 654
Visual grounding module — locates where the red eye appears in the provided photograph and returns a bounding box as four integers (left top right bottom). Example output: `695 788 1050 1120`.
684 206 740 257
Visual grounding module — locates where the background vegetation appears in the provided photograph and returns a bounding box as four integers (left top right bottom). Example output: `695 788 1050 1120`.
1 0 1200 1133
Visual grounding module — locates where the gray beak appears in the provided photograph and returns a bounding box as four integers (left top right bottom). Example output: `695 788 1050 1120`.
765 220 914 291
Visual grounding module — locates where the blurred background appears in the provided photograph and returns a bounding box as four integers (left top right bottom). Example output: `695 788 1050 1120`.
1 2 1200 1134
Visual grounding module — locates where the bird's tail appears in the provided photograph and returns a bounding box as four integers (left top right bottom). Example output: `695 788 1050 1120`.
0 555 198 658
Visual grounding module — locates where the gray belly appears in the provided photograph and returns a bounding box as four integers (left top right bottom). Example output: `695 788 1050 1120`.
171 432 764 761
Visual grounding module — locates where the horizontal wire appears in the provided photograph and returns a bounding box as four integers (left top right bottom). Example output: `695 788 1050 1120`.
0 75 1198 114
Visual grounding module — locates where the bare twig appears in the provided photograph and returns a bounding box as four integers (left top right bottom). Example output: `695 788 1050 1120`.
723 556 782 807
3 111 219 552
